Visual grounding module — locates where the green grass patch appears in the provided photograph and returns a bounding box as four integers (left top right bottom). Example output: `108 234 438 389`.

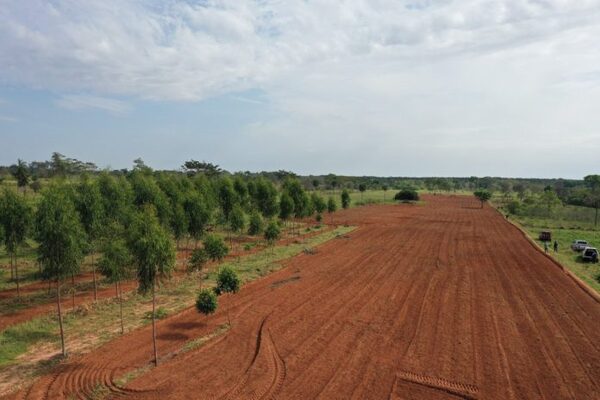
498 210 600 293
0 317 57 367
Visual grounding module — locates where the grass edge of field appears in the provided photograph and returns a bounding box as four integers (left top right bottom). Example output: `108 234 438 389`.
490 203 600 295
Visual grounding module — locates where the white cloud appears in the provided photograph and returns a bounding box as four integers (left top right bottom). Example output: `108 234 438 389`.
55 94 131 114
1 0 600 176
1 1 599 101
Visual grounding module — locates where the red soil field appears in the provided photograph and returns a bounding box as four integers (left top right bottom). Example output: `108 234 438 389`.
7 195 600 399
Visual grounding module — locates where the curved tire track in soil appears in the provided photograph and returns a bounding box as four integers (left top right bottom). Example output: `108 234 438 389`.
5 195 600 400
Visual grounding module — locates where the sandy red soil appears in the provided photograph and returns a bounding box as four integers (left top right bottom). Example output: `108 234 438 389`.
6 195 600 399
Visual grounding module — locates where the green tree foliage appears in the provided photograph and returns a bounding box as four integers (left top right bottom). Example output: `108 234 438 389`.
394 188 419 201
156 174 189 243
474 190 492 208
182 160 222 177
540 188 562 215
311 193 326 214
215 266 240 295
229 205 245 235
196 288 218 315
218 177 237 220
203 234 229 261
264 220 281 250
98 238 132 334
128 207 176 366
233 176 249 210
327 197 337 214
0 188 32 298
188 248 209 273
97 172 134 225
36 185 85 357
50 152 68 178
358 183 367 200
130 173 171 227
341 190 350 209
282 178 309 217
251 178 279 218
279 192 294 222
12 159 30 192
184 192 211 244
382 185 389 202
584 175 600 226
248 211 264 236
75 178 104 301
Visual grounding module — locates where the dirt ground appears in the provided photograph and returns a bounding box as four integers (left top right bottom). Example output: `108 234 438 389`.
6 195 600 399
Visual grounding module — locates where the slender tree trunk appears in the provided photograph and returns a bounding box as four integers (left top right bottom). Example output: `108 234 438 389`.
152 280 158 366
91 251 97 302
57 279 66 357
595 205 598 227
71 273 76 310
10 255 14 281
14 254 20 300
119 281 124 334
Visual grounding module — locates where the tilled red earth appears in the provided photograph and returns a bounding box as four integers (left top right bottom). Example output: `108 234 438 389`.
7 196 600 399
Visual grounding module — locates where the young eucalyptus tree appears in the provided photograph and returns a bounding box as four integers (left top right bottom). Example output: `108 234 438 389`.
264 220 281 254
196 288 218 316
99 236 133 334
327 197 337 223
279 192 294 230
215 266 240 326
229 205 245 249
75 178 104 302
341 190 350 209
36 186 85 357
0 188 32 299
128 207 176 366
184 192 211 254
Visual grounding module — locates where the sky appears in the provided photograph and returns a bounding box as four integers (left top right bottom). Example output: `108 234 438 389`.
1 0 600 178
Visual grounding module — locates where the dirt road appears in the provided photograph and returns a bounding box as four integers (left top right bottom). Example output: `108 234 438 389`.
8 195 600 399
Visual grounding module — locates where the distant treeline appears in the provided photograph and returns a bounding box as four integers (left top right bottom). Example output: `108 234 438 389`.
1 153 598 213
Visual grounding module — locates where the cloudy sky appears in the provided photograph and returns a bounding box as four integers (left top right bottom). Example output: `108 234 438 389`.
1 0 600 178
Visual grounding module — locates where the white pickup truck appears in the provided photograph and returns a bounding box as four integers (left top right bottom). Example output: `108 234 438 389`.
571 240 589 251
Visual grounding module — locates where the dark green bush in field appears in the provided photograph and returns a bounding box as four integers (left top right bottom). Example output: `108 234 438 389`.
215 266 240 295
474 190 492 208
203 234 229 261
394 188 419 202
196 288 218 315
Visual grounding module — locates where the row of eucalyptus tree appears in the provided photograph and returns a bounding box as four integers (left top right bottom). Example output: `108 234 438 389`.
1 165 342 365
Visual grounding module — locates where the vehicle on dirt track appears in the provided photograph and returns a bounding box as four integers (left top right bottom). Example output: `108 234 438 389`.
581 247 599 263
571 240 589 251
